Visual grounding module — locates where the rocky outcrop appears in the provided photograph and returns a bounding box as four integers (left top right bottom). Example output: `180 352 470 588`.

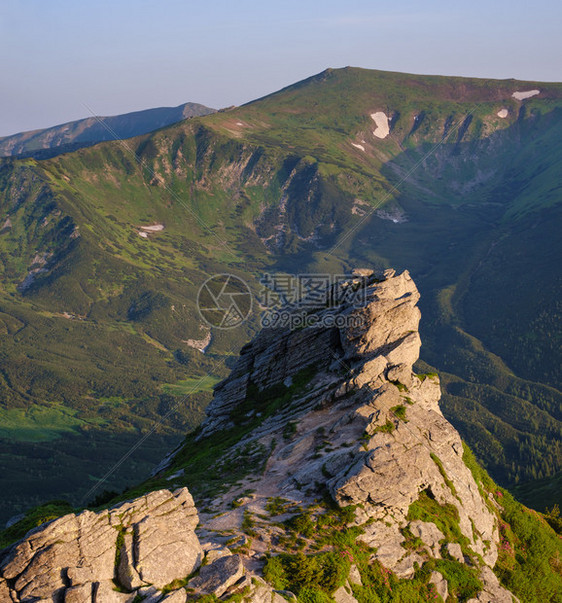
188 269 515 601
0 488 202 602
0 269 519 603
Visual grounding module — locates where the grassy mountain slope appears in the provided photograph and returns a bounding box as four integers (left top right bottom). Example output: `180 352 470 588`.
0 102 215 159
0 67 561 521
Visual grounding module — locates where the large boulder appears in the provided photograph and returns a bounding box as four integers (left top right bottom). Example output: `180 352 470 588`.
187 554 244 597
0 488 201 602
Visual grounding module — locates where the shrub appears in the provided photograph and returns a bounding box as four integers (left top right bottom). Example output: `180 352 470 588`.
390 404 407 421
373 420 395 434
435 559 482 601
263 551 350 597
266 496 290 516
285 511 316 538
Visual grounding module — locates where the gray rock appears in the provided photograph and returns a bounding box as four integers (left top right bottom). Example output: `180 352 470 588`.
334 582 358 603
409 520 445 558
205 545 232 564
358 522 405 566
187 554 244 597
274 590 297 601
0 580 15 602
351 268 374 277
393 553 424 579
467 566 520 603
429 570 448 601
188 270 513 601
137 585 164 602
64 583 94 603
93 580 137 602
161 589 187 603
348 564 362 586
0 488 201 601
117 531 145 590
134 513 202 588
446 542 464 563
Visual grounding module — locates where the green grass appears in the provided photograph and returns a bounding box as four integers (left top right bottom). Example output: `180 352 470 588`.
416 373 438 382
160 375 220 396
266 497 291 516
390 404 407 422
373 420 395 435
433 559 482 602
0 405 88 442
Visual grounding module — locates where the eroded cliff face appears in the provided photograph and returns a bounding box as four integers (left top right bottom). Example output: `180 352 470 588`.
0 270 517 602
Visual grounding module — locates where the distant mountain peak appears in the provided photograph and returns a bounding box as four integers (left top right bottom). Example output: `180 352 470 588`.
0 101 215 159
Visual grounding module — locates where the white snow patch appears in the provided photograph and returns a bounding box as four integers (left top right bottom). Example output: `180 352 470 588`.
497 109 509 118
512 90 540 100
138 231 149 238
351 143 366 151
236 121 244 126
140 223 164 232
370 112 390 139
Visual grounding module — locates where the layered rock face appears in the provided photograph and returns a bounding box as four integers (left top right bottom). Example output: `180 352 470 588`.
193 269 515 602
0 489 202 602
0 270 517 602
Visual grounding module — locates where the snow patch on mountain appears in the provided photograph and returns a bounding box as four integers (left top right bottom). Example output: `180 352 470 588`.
371 112 390 138
512 90 540 100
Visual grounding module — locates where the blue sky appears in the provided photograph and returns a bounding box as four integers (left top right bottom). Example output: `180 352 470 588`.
1 0 561 136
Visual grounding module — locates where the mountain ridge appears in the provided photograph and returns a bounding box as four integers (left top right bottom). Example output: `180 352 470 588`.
0 102 215 159
0 66 560 522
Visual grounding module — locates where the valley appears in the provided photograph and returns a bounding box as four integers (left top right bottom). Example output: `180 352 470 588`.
0 67 560 522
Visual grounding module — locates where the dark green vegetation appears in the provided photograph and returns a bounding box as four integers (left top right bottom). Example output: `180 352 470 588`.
1 67 561 521
0 102 215 158
511 472 562 511
407 491 469 553
264 551 350 602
